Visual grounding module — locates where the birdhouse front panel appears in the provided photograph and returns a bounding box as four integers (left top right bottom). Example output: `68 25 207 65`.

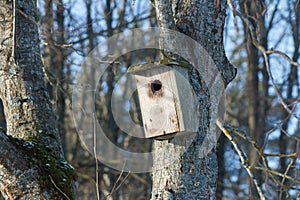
135 66 180 138
131 63 199 139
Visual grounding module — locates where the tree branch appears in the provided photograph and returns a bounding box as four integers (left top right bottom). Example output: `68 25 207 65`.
216 120 266 200
227 0 300 120
265 49 300 67
227 0 300 68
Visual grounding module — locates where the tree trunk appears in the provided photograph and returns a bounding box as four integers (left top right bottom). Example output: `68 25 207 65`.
216 134 226 198
151 1 236 199
0 0 76 199
239 0 267 196
279 3 299 199
240 0 260 166
42 0 67 154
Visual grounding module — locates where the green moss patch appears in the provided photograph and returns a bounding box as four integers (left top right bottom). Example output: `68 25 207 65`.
9 135 77 199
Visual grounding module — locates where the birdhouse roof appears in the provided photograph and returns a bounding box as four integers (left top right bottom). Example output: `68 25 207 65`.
127 59 192 74
127 63 167 74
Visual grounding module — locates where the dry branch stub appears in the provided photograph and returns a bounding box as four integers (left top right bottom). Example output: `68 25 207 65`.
128 63 199 139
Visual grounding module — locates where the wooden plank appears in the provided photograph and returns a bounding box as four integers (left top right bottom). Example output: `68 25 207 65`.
135 66 179 138
173 66 199 133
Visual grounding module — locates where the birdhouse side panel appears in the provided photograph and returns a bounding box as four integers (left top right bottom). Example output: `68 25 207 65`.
172 66 199 133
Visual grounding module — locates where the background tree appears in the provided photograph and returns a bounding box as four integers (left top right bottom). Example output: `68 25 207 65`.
39 0 155 199
0 0 76 198
219 0 300 199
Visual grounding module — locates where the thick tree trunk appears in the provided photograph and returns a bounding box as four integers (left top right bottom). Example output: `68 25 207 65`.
0 0 76 199
151 0 236 199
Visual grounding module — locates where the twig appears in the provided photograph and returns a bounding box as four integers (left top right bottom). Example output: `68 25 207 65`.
110 163 125 195
106 162 131 199
227 0 300 67
276 123 300 142
93 113 100 200
217 120 266 200
264 153 296 158
112 171 131 194
49 175 71 200
265 49 300 67
105 162 130 199
224 123 280 186
263 50 299 120
279 157 297 199
254 167 294 181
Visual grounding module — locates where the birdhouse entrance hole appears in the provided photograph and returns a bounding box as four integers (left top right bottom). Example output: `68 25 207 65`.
151 80 162 93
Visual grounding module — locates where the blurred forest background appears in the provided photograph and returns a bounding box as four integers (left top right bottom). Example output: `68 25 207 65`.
0 0 298 199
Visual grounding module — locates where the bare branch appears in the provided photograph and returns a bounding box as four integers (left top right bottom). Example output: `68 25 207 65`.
93 113 100 200
217 120 266 200
227 0 300 68
219 121 300 198
279 157 297 199
264 153 296 158
106 162 131 199
49 175 71 200
276 123 300 142
254 167 294 181
227 0 300 120
265 49 300 67
223 122 281 188
267 0 280 33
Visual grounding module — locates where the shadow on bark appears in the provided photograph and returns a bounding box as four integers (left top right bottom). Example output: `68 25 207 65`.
0 99 6 132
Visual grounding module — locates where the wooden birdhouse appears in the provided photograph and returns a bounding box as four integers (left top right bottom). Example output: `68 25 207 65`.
128 62 199 139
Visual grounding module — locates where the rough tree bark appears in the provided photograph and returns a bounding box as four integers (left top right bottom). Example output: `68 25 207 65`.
0 0 76 199
151 0 236 199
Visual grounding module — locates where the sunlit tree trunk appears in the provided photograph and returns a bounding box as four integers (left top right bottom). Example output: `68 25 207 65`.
151 1 236 199
0 0 76 198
